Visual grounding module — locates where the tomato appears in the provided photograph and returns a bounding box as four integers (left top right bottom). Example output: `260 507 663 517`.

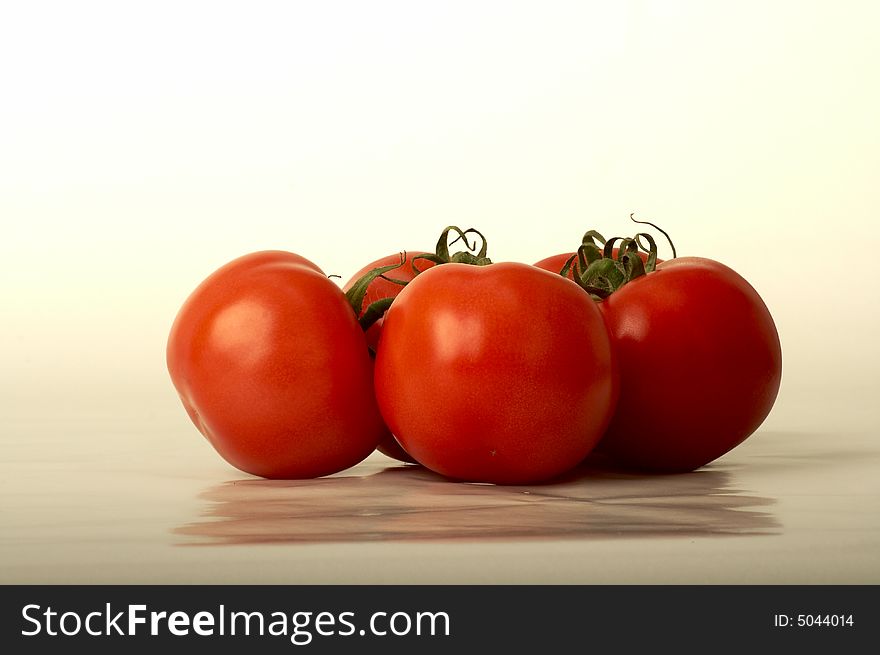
374 262 617 484
344 252 433 352
597 256 782 471
167 250 386 479
343 251 435 464
534 249 655 281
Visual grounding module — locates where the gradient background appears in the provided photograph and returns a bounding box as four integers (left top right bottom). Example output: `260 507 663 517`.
2 1 879 582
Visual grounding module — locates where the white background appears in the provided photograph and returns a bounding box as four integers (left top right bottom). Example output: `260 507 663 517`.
2 0 878 435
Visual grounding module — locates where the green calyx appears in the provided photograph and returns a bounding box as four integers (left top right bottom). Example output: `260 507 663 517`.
345 225 493 332
344 252 410 332
411 225 493 270
561 214 676 300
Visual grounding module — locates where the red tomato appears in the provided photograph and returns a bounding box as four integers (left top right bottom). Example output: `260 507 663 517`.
374 262 617 484
597 256 782 471
344 252 433 351
534 249 656 281
343 252 435 464
167 251 386 479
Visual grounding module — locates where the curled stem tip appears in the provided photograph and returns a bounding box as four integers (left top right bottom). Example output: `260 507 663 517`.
630 212 677 258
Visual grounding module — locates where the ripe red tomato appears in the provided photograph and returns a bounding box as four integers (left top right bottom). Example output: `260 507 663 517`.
343 251 435 464
167 251 386 479
374 262 617 484
597 256 782 471
344 252 433 351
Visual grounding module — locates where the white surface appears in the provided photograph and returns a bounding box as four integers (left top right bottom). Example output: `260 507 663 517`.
2 403 878 584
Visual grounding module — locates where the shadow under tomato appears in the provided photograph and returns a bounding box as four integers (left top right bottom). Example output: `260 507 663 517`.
173 458 779 545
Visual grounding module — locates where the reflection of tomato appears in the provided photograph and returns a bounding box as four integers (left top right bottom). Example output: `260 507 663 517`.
343 252 435 464
598 257 782 471
534 249 656 281
167 251 386 478
374 262 617 484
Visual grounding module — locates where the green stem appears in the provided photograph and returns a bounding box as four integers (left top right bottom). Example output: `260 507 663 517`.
630 213 677 258
345 225 493 333
344 252 408 317
565 219 674 297
359 297 395 332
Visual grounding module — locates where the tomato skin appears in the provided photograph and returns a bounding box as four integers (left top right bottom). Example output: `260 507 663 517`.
344 251 433 351
597 256 782 472
167 250 386 479
534 249 656 281
374 262 617 484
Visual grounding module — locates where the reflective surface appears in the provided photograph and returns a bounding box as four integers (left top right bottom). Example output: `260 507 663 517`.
176 465 778 545
2 404 879 584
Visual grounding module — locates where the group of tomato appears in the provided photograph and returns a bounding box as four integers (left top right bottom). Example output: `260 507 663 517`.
166 221 782 485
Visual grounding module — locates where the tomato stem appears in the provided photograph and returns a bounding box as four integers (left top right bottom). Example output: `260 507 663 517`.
411 226 493 270
346 226 494 333
359 296 395 332
630 213 677 259
344 252 408 323
561 216 677 298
